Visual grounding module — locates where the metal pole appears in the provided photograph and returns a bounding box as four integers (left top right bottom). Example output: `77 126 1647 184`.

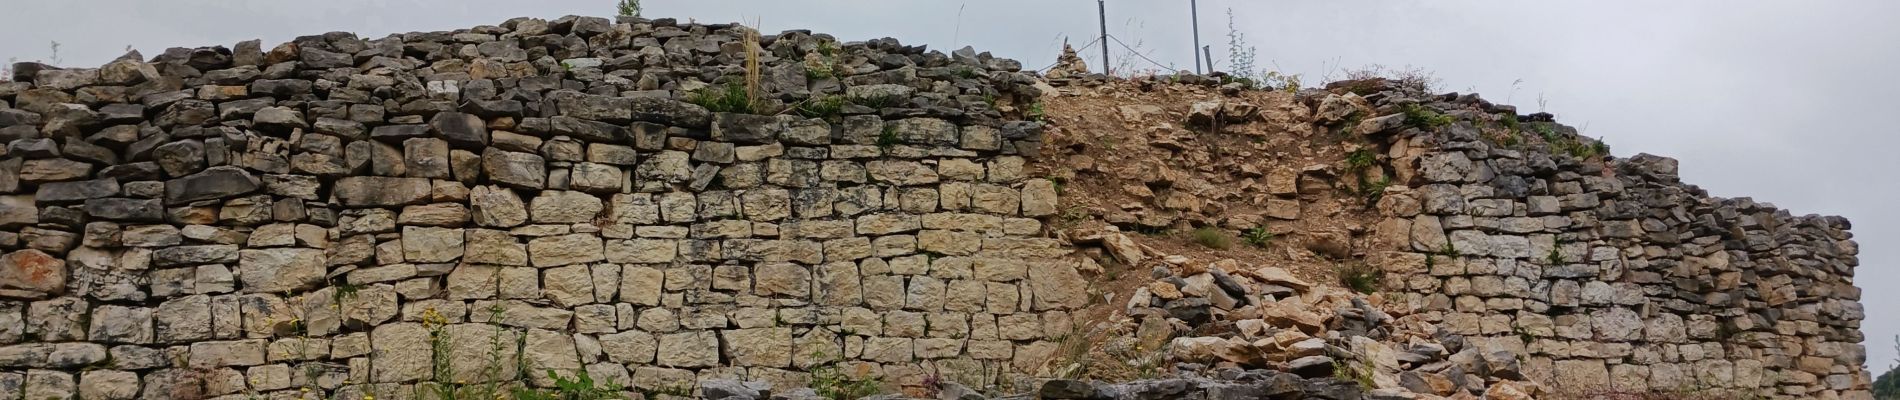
1191 0 1202 74
1203 46 1216 75
1098 0 1110 75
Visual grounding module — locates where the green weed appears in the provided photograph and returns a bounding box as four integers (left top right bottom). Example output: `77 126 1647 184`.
809 351 881 400
1242 227 1274 248
514 369 624 400
876 126 899 148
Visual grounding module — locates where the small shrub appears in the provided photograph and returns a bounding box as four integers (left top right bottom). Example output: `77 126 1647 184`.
1026 101 1046 121
953 67 980 79
810 355 881 400
1190 227 1233 250
1531 123 1558 141
1345 149 1377 173
1331 356 1376 389
1358 177 1391 206
615 0 641 17
1400 103 1453 130
1242 227 1274 248
1336 263 1382 294
688 83 760 114
1265 70 1302 93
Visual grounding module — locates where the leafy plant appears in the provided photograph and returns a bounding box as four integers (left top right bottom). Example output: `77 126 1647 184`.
1026 101 1046 122
809 351 881 400
1345 149 1377 173
1217 9 1302 91
1224 9 1258 82
816 40 840 57
953 67 980 79
1357 177 1391 206
1400 103 1452 130
1874 336 1900 399
1190 227 1233 250
1546 247 1564 265
1335 263 1382 294
514 369 624 400
1242 227 1274 248
1343 149 1388 206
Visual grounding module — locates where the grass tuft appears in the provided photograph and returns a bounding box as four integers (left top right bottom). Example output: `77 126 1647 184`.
795 95 847 120
1190 227 1234 250
1400 103 1453 130
1336 263 1382 294
688 83 762 114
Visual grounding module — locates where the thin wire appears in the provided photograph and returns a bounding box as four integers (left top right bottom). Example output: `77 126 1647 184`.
1035 36 1103 72
1105 34 1178 73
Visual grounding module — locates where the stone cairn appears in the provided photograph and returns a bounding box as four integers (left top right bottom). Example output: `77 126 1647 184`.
1043 44 1089 80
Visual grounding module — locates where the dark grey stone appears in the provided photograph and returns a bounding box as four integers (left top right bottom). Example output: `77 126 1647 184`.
163 166 260 205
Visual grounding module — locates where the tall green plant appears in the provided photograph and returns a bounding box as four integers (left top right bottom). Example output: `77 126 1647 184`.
1224 9 1259 84
616 0 641 17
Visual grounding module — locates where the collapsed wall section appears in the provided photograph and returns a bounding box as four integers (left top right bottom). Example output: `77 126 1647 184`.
0 15 1083 399
1369 93 1870 398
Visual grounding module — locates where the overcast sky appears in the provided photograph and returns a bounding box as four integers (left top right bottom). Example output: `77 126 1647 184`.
4 0 1895 372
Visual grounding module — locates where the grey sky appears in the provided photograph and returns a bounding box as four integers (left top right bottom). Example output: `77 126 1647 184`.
4 0 1895 371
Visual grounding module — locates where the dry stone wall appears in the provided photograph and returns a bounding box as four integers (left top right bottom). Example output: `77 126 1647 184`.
0 15 1083 399
1370 93 1871 399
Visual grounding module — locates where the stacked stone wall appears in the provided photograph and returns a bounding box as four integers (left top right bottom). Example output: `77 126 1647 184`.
1374 110 1870 398
0 15 1081 399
